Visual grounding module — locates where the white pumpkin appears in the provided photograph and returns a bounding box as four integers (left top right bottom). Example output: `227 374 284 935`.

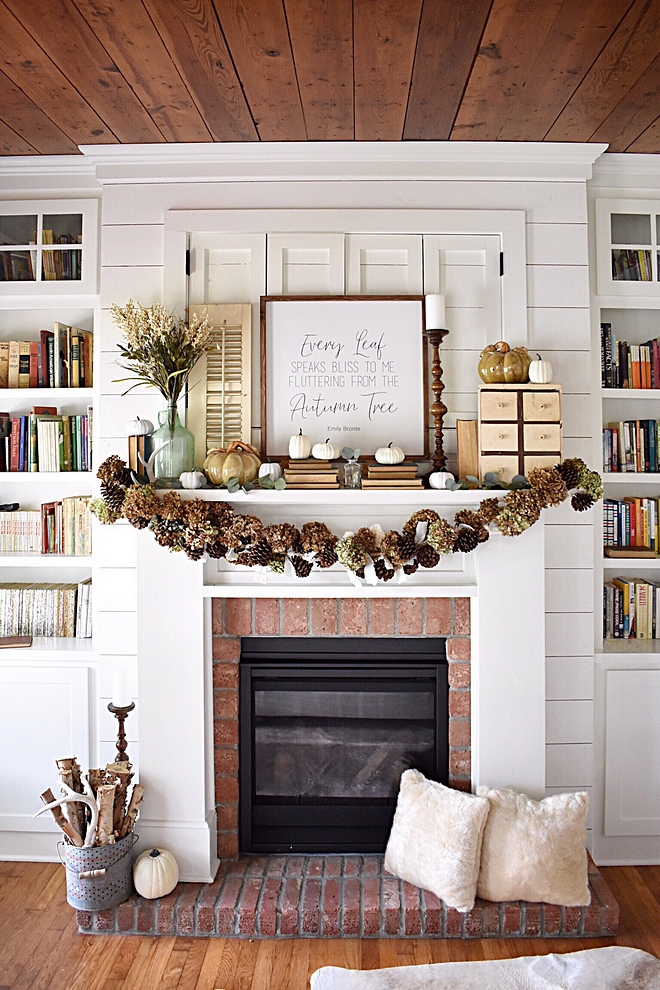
374 442 405 465
126 416 153 436
133 847 179 899
528 354 553 384
311 438 341 460
428 471 455 489
179 469 205 489
289 429 312 460
258 462 283 482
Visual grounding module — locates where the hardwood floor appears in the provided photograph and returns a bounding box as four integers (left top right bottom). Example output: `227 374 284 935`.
1 862 659 989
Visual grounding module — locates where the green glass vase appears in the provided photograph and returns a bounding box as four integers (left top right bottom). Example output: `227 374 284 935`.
151 403 194 484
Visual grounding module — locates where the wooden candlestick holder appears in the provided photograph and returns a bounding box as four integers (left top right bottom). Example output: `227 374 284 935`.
107 701 135 764
423 327 449 471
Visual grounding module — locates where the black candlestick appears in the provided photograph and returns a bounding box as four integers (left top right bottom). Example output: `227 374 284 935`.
107 702 135 763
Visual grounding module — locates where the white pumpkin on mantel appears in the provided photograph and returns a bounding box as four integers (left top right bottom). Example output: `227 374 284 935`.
126 416 154 436
374 442 405 465
528 354 553 384
289 429 312 460
428 471 455 490
311 438 342 460
179 469 205 489
133 847 179 899
258 462 283 482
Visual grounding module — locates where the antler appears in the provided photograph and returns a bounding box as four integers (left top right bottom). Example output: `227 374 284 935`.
34 782 99 847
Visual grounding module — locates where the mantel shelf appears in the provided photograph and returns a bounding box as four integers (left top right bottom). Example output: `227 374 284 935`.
177 488 500 507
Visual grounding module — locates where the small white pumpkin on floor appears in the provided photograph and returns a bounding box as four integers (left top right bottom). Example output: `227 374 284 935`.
133 847 179 899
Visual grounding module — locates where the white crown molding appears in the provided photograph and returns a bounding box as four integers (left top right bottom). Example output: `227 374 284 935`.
75 141 608 184
0 154 95 176
591 152 660 191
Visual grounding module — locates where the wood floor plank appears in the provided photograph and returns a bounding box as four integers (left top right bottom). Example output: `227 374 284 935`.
188 938 227 990
174 938 209 990
159 944 193 990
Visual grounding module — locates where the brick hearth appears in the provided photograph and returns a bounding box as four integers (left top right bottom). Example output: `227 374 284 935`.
212 596 471 860
76 853 618 938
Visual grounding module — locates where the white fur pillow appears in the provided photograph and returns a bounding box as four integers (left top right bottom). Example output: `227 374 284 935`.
384 769 490 913
476 787 590 905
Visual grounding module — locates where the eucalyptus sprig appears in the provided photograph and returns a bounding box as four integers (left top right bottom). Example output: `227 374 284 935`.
445 472 531 492
226 475 287 495
111 300 212 406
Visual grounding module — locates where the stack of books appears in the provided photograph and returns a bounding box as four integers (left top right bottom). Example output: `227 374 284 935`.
361 462 422 490
601 322 660 389
0 322 93 389
283 459 339 489
604 577 660 640
604 497 660 552
0 497 92 555
603 419 659 473
3 405 92 472
0 579 92 638
611 250 653 284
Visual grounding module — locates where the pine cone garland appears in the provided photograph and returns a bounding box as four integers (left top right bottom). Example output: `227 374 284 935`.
90 498 121 525
226 513 264 548
336 535 369 571
150 517 185 550
555 458 583 490
398 532 418 560
571 492 594 512
403 560 419 575
380 531 408 568
206 540 228 560
238 539 273 566
122 485 160 528
97 455 128 484
354 527 379 557
402 509 441 536
373 557 395 582
453 509 489 543
502 488 542 525
477 498 501 524
427 518 457 555
264 523 299 554
355 566 366 580
300 521 336 553
291 554 314 578
454 527 479 553
268 554 286 574
415 544 441 569
100 480 125 511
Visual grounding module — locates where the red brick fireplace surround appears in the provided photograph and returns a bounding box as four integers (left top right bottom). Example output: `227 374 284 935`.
213 596 471 860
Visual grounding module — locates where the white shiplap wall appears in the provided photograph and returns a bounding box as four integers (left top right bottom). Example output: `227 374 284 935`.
94 152 597 808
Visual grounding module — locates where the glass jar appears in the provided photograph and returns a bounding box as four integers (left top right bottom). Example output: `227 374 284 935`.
342 456 362 489
151 403 194 483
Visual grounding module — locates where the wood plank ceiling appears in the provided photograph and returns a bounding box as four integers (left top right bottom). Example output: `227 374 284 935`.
1 0 660 157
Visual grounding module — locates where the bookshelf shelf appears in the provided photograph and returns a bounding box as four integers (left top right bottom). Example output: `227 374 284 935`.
603 557 659 571
0 553 91 567
0 471 93 482
603 473 660 484
0 387 93 400
0 636 97 661
602 388 660 399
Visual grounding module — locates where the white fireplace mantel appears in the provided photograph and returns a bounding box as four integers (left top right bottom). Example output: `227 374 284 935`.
135 491 546 881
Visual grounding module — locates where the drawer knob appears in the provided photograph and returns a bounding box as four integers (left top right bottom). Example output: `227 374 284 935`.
539 434 546 440
498 433 504 440
540 403 546 409
497 402 503 408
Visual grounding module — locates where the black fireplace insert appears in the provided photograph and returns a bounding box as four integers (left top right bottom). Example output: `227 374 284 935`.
239 636 448 853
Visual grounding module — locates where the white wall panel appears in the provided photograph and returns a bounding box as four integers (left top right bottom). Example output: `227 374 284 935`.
546 743 593 787
267 233 344 294
546 612 593 656
527 265 590 309
92 521 137 568
546 700 594 744
101 224 164 267
527 308 590 351
100 266 162 308
346 234 423 294
546 657 594 701
94 568 137 612
545 524 593 569
546 569 593 612
526 223 588 266
423 234 502 343
542 350 591 393
563 394 592 437
96 611 137 655
189 233 266 305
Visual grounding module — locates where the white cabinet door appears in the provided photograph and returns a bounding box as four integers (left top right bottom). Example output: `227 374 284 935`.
189 233 266 304
0 663 91 852
605 669 660 836
346 234 423 295
266 233 345 294
423 234 502 348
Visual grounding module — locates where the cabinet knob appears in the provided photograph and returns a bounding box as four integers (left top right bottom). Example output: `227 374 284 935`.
498 433 504 440
497 402 503 408
539 434 546 440
540 403 546 409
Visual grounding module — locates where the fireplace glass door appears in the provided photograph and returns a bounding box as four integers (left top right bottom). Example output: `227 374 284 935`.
240 637 447 853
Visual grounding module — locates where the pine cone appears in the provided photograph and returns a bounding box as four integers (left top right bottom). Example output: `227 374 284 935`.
373 558 395 582
96 454 128 484
398 533 418 560
571 492 595 512
100 480 125 510
355 566 366 580
183 545 205 561
454 527 479 553
316 544 338 568
291 554 313 578
206 540 228 560
555 458 582 490
403 560 419 575
453 509 489 543
415 544 441 568
239 539 273 566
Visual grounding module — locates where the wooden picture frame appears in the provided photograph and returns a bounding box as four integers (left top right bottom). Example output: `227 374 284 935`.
260 295 429 460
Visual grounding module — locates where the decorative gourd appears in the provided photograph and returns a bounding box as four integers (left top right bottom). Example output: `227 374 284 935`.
203 442 261 486
513 346 531 382
133 847 179 899
374 442 405 465
289 429 312 460
179 469 205 489
478 342 526 384
311 438 341 460
258 461 283 482
428 471 455 489
528 353 553 383
126 416 154 436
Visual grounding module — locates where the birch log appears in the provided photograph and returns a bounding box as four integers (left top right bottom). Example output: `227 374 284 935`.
118 783 144 838
96 784 117 845
39 789 83 847
106 764 133 832
87 769 106 798
56 757 86 841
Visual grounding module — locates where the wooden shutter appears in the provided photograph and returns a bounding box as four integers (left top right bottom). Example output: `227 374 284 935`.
187 303 252 459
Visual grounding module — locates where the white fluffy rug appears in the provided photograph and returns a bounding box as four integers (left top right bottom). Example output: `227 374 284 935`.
310 946 660 990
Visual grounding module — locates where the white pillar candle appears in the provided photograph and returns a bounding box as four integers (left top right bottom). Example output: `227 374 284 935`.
425 294 446 329
112 667 131 707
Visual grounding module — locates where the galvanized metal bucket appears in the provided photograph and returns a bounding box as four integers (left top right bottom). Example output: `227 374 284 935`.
60 833 138 911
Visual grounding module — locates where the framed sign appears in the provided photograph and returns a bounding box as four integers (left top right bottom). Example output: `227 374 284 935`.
260 296 428 459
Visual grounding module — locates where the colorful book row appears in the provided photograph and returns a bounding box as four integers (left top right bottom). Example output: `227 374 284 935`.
604 578 660 640
0 580 92 638
602 420 659 473
0 323 93 388
1 407 92 473
604 498 660 552
611 249 654 283
601 323 660 389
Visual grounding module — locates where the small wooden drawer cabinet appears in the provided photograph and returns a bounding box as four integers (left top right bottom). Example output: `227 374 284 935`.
478 383 562 483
